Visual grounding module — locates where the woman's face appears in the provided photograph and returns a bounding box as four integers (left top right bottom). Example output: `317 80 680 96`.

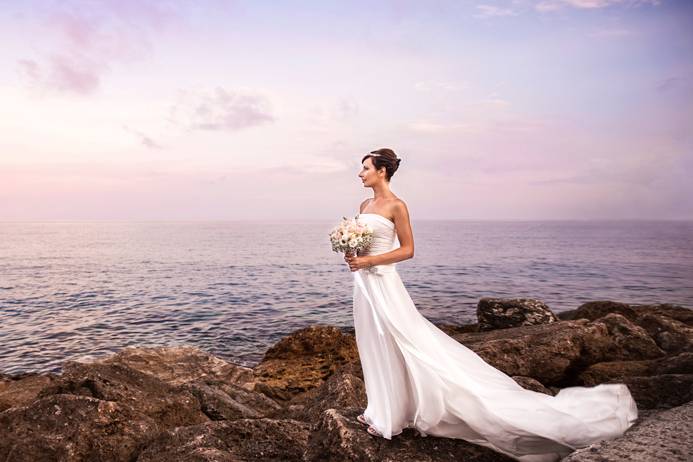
358 157 382 187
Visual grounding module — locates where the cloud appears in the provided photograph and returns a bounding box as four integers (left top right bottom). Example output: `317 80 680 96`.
334 98 359 121
535 0 660 12
168 87 276 132
656 76 687 93
122 125 164 150
18 53 103 95
475 4 518 18
16 0 180 95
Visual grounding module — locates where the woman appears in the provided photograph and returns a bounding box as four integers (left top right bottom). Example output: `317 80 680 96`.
344 148 638 462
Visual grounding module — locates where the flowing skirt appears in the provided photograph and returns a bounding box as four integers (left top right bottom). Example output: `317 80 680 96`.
352 269 638 462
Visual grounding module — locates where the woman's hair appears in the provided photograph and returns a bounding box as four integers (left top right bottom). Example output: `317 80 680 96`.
361 148 402 181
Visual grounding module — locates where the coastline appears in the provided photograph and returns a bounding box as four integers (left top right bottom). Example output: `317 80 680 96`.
1 299 691 461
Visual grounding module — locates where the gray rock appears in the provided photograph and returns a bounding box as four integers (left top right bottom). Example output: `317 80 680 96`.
561 400 693 461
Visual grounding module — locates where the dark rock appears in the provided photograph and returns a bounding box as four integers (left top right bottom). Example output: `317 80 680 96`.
560 301 693 327
0 372 56 412
287 368 367 423
562 400 693 461
577 352 693 386
511 376 555 395
591 313 666 361
477 297 558 331
655 351 693 374
186 379 282 421
38 361 208 428
608 374 693 409
252 325 360 401
635 313 693 354
558 301 636 322
0 394 159 462
452 316 663 385
577 360 655 386
437 322 480 335
136 418 310 462
305 407 514 462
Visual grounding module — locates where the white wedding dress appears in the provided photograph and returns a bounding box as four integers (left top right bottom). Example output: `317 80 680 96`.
352 213 638 462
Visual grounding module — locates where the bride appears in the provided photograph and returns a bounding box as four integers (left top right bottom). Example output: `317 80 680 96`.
343 148 638 462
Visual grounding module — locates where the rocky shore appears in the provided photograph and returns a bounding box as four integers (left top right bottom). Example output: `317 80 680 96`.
1 300 691 461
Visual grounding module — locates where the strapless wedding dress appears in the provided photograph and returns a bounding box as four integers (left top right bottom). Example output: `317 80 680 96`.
352 213 638 462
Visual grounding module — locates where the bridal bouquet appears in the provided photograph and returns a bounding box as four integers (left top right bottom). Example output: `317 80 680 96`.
329 216 373 256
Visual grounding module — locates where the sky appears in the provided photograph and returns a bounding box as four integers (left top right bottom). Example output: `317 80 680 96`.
1 0 692 221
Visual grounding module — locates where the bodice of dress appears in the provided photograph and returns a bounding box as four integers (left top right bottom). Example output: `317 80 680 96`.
356 213 399 274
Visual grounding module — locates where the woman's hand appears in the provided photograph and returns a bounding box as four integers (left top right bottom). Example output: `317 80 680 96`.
344 253 373 272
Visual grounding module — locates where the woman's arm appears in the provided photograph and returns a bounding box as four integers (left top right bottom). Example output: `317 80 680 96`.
366 200 414 266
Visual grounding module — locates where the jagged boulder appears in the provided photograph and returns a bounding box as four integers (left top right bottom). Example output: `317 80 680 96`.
0 394 160 462
560 301 693 326
37 361 208 428
452 315 664 385
511 376 555 395
136 418 311 462
185 379 282 421
0 372 56 412
252 325 359 401
99 345 255 389
305 407 514 462
476 297 558 331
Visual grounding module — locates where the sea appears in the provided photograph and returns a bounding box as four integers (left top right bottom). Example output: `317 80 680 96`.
1 220 692 375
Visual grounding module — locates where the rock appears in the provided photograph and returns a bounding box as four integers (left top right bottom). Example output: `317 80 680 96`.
511 376 555 395
577 360 655 386
635 313 693 354
38 361 208 428
577 352 693 386
655 351 693 374
136 418 311 462
0 394 159 462
186 379 282 421
591 313 666 361
562 400 693 461
437 322 480 335
0 372 56 412
305 408 514 462
252 325 360 401
558 301 637 322
288 368 367 423
560 301 693 327
608 374 693 409
452 316 664 386
476 298 558 331
99 345 255 389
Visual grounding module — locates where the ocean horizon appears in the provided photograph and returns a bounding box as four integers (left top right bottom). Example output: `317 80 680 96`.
2 219 692 376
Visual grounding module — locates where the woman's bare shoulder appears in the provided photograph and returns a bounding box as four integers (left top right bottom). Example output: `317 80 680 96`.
391 197 408 211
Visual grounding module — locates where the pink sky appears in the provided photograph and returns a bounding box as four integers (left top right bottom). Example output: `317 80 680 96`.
1 0 691 220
